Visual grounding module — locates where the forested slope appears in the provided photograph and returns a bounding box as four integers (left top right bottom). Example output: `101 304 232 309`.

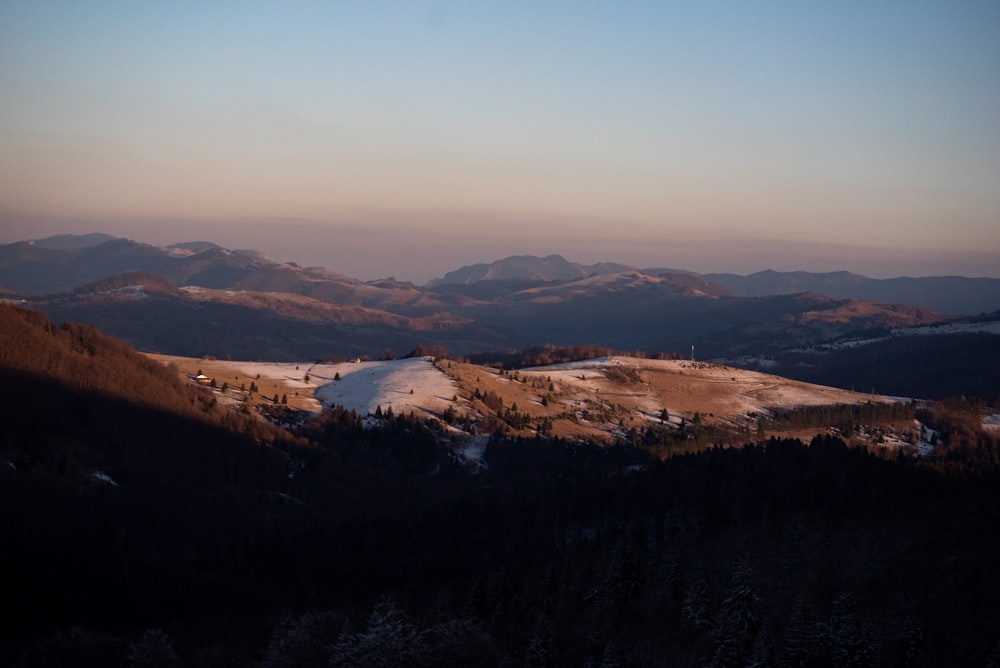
2 305 999 666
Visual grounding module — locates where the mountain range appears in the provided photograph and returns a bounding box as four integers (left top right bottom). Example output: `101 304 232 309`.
4 234 999 314
2 233 998 404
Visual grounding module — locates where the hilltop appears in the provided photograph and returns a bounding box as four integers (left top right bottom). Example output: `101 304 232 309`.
154 351 932 456
428 254 634 286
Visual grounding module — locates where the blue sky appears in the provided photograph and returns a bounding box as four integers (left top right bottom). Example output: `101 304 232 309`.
1 1 998 281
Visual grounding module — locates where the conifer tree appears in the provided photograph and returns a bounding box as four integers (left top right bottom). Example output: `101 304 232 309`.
525 612 554 668
125 628 179 668
783 589 821 667
711 560 761 666
682 578 713 632
331 598 426 667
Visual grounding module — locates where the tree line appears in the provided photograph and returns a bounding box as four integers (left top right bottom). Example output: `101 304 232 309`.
467 344 683 369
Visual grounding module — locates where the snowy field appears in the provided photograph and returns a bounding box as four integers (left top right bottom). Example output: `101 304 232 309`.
452 435 490 472
314 358 459 419
869 420 938 457
226 357 460 418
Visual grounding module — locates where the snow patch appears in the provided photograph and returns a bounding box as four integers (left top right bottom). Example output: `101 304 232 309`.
73 284 149 301
899 320 1000 337
857 419 937 457
91 470 119 486
278 492 304 506
452 435 490 473
314 357 459 419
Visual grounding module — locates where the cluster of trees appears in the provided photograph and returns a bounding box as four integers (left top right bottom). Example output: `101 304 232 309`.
918 399 1000 465
468 388 552 435
404 343 449 359
621 413 748 457
760 400 917 436
468 344 682 370
473 387 505 412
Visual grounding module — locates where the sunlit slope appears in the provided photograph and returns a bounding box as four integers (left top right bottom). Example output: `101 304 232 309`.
157 354 901 443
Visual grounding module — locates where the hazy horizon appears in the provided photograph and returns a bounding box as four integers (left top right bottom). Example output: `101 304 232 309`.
2 214 998 285
2 3 998 283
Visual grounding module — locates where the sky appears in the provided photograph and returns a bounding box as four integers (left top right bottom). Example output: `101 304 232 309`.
1 1 998 282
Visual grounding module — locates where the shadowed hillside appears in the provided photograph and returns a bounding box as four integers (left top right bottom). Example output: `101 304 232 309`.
3 310 1000 666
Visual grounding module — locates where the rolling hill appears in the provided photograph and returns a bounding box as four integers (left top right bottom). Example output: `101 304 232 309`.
29 273 503 361
153 350 933 455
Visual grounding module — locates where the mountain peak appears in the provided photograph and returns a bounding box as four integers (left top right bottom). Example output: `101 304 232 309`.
31 232 118 250
428 255 634 286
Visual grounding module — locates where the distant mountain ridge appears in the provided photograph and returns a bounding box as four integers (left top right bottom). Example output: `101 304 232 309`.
0 237 176 294
0 234 462 311
31 232 117 250
4 235 998 314
693 269 1000 315
428 254 634 286
433 255 1000 315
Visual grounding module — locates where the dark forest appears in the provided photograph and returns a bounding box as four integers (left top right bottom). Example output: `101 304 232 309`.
2 304 999 666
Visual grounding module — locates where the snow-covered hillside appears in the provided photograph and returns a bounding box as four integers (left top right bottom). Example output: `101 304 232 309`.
314 358 459 419
153 353 932 454
224 357 459 419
